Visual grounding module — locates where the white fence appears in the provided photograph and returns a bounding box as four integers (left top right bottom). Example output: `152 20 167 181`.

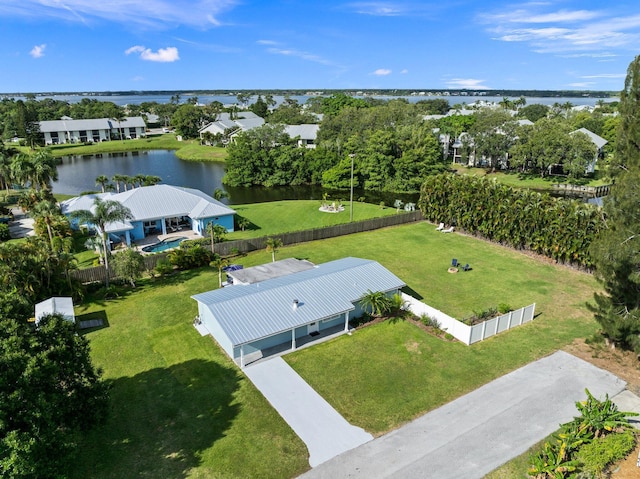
401 292 536 345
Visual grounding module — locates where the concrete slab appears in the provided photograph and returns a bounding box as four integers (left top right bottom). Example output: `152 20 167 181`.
612 390 640 429
299 351 626 478
244 357 372 467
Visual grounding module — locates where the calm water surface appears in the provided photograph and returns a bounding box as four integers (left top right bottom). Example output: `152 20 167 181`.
53 150 418 205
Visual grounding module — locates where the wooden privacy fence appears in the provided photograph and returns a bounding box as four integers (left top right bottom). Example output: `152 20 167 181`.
72 210 423 283
401 292 536 345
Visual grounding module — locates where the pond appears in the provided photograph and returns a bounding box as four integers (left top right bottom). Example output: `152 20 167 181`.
53 150 420 206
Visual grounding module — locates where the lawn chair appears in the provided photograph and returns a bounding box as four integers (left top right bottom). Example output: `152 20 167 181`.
435 222 444 231
462 263 471 272
451 258 458 267
442 226 454 233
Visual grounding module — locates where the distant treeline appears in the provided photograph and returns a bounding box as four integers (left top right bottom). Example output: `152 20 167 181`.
2 89 618 99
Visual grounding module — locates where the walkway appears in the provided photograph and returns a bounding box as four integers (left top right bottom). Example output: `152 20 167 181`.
299 351 629 478
8 207 34 238
243 357 372 467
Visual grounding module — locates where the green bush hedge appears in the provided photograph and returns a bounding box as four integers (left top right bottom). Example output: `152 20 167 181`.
418 174 602 267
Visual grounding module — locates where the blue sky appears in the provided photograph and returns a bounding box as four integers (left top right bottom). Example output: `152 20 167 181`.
1 1 639 93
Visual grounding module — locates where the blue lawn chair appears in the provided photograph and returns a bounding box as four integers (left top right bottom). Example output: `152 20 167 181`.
451 258 458 267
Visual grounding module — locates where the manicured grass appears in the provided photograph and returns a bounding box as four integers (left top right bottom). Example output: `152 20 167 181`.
453 164 610 189
45 134 226 162
70 221 601 477
228 200 399 240
175 143 227 161
276 222 600 434
71 269 309 479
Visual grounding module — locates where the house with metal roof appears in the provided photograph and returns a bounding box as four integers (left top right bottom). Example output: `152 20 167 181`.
199 114 265 144
284 124 320 148
61 184 236 248
192 257 406 367
570 127 608 174
39 116 147 144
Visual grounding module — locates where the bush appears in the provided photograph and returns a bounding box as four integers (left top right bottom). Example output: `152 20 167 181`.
575 429 636 477
420 314 441 329
168 244 213 270
498 303 512 314
0 223 9 241
155 258 174 276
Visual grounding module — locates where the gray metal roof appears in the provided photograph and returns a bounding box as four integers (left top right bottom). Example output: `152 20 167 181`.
192 257 406 347
572 127 608 149
39 116 146 132
61 185 235 232
284 124 320 140
228 258 315 284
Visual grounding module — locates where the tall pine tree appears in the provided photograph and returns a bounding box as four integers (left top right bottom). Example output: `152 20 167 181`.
589 55 640 355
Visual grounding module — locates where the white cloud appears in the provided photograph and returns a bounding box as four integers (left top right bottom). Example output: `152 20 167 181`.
347 2 406 16
125 45 180 62
266 46 335 66
481 6 640 55
257 39 279 45
29 43 46 58
445 78 490 89
372 68 392 76
581 73 626 79
567 82 594 88
400 69 408 74
0 0 239 28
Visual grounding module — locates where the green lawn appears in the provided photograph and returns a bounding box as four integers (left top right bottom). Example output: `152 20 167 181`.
278 222 600 434
453 164 610 189
44 134 227 162
71 269 309 479
228 200 399 240
70 221 600 477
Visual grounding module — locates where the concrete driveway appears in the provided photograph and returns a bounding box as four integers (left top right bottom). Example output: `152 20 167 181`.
243 357 372 467
299 351 628 478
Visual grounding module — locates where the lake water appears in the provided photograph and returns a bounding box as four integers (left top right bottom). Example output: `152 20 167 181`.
53 150 419 205
7 93 614 108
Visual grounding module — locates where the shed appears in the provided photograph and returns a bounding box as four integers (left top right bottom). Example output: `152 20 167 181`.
192 257 406 367
35 297 75 325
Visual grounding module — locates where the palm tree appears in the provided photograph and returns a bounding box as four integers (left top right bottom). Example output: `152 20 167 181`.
112 174 125 193
133 174 146 188
265 237 283 263
209 254 229 288
70 197 133 287
213 188 230 202
205 222 227 253
31 200 62 250
111 109 127 142
360 289 392 317
143 175 162 186
236 216 250 232
122 175 134 191
95 175 109 193
30 149 58 191
10 153 34 189
0 151 13 194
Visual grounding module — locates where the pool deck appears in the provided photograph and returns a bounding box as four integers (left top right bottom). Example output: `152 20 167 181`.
133 230 202 253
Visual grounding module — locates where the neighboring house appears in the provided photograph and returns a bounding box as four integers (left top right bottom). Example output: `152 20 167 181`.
284 124 320 148
35 296 75 325
192 257 406 367
61 184 236 248
39 116 147 144
570 127 608 174
199 113 265 144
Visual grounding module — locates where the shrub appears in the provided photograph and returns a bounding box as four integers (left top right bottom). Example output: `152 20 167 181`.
155 258 174 276
0 223 9 241
575 429 636 477
498 303 512 314
420 314 441 330
168 244 213 270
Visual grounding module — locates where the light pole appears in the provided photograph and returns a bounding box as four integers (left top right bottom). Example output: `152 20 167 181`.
349 154 355 222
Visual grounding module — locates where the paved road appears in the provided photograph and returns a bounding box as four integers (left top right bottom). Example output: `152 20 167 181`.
244 357 373 467
299 351 627 479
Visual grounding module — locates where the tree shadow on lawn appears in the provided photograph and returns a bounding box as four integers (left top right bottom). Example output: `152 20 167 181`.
72 359 240 479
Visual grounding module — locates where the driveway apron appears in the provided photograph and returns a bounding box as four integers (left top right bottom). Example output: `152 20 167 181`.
243 356 373 467
299 351 627 478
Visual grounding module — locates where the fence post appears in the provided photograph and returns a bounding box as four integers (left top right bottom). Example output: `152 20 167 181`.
481 320 487 341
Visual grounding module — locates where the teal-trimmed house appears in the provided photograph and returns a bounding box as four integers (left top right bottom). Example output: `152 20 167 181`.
192 257 406 367
60 184 236 248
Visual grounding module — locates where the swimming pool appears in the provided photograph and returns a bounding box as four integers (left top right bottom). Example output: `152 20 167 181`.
141 236 188 253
